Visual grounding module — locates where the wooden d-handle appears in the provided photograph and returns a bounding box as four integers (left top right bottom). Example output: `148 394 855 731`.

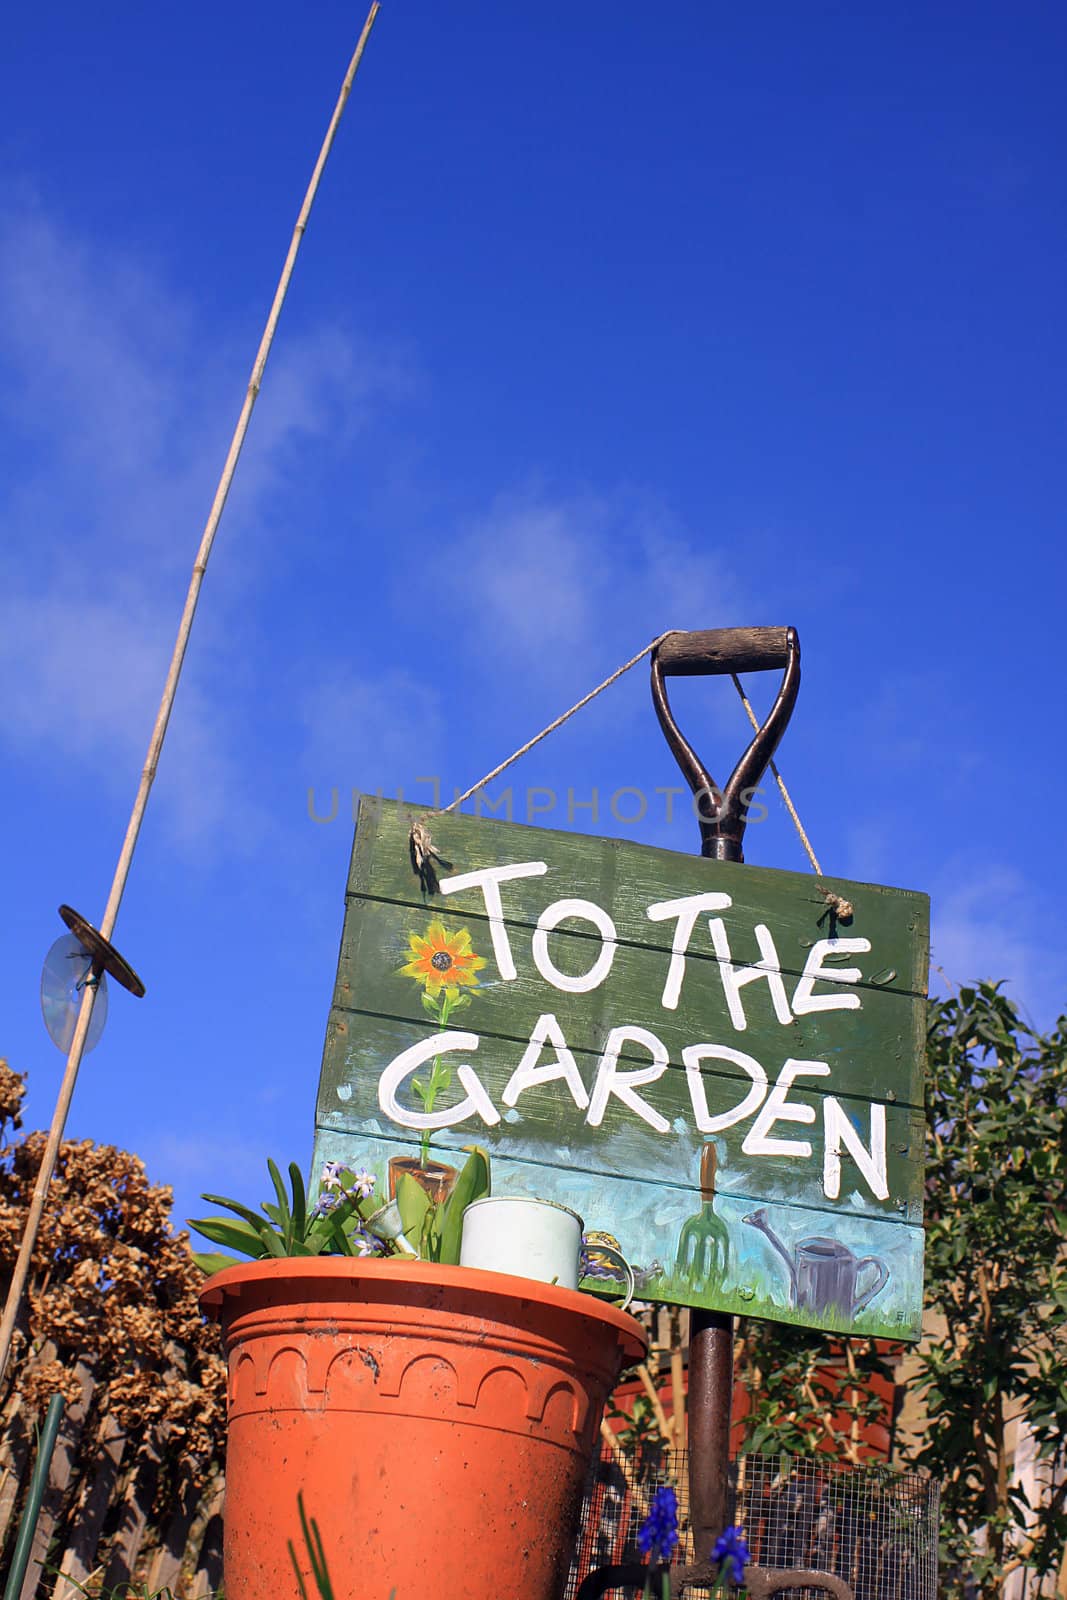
656 626 791 677
651 626 801 861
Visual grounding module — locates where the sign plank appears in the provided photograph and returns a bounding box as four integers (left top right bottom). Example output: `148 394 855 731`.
312 798 929 1340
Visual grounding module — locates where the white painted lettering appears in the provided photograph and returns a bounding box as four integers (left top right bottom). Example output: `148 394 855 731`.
682 1043 768 1133
707 919 794 1031
502 1013 589 1111
646 892 733 1010
792 937 871 1015
741 1058 831 1158
823 1098 889 1200
437 861 548 981
531 898 618 994
587 1026 671 1134
377 1032 501 1129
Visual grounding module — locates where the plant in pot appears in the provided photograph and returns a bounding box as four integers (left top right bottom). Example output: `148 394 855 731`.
384 919 487 1206
191 1154 646 1600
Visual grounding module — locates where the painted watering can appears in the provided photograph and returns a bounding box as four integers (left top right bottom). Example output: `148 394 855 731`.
742 1208 888 1317
676 1144 730 1291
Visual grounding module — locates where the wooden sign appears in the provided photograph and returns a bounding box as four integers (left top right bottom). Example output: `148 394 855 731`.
312 798 929 1339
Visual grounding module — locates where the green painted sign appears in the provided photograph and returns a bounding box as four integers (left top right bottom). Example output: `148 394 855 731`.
312 797 929 1339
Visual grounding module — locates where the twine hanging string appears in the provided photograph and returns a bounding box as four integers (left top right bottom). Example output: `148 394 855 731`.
728 673 823 874
408 630 828 892
729 673 857 922
447 631 676 813
407 631 675 893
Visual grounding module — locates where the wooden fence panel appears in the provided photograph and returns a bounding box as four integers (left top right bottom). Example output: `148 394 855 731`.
186 1480 225 1599
0 1391 31 1549
48 1410 127 1599
146 1464 206 1594
18 1360 96 1600
99 1432 161 1591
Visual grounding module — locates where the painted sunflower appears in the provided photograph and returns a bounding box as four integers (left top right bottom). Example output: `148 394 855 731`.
399 922 486 995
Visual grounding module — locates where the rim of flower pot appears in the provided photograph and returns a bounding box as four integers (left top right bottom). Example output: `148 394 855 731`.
198 1255 647 1360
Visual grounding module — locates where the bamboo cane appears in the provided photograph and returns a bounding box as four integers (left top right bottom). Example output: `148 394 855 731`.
671 1345 686 1451
0 2 381 1391
599 1418 640 1501
637 1363 675 1446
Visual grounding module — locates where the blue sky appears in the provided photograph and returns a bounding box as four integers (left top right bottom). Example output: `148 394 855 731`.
1 2 1064 1236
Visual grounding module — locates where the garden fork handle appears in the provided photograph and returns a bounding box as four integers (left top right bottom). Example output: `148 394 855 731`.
651 625 801 863
656 626 791 676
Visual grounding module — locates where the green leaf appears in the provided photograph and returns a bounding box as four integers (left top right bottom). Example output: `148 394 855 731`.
267 1159 292 1247
201 1191 282 1237
289 1162 307 1242
188 1216 271 1258
437 1146 490 1265
191 1250 240 1275
300 1219 335 1258
329 1219 356 1256
395 1172 431 1246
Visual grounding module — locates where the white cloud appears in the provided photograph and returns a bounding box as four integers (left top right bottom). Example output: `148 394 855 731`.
430 486 752 714
301 667 446 800
147 1131 268 1201
930 862 1064 1028
0 196 414 846
294 488 758 817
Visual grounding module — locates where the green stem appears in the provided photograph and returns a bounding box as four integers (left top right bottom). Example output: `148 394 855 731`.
419 990 455 1168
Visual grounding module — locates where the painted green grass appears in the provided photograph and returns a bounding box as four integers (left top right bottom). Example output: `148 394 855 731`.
580 1270 920 1340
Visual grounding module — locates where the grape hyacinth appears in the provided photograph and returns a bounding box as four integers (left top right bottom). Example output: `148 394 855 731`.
711 1526 750 1585
637 1485 679 1565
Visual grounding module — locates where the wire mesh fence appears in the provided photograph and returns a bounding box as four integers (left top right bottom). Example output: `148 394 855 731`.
565 1445 939 1600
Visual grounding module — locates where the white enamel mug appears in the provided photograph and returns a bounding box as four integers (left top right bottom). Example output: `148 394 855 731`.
460 1197 636 1310
460 1196 584 1289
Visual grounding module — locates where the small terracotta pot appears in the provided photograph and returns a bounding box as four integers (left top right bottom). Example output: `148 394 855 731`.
200 1258 646 1600
387 1153 456 1205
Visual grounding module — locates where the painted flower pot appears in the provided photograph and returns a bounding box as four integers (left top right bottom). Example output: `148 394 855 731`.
387 1152 457 1205
200 1258 646 1600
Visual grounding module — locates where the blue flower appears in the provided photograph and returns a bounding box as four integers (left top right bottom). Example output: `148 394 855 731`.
711 1526 750 1585
349 1168 376 1200
637 1485 679 1565
320 1160 348 1191
312 1191 342 1218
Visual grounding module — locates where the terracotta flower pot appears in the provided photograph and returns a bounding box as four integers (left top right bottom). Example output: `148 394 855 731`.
200 1258 646 1600
387 1152 457 1205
